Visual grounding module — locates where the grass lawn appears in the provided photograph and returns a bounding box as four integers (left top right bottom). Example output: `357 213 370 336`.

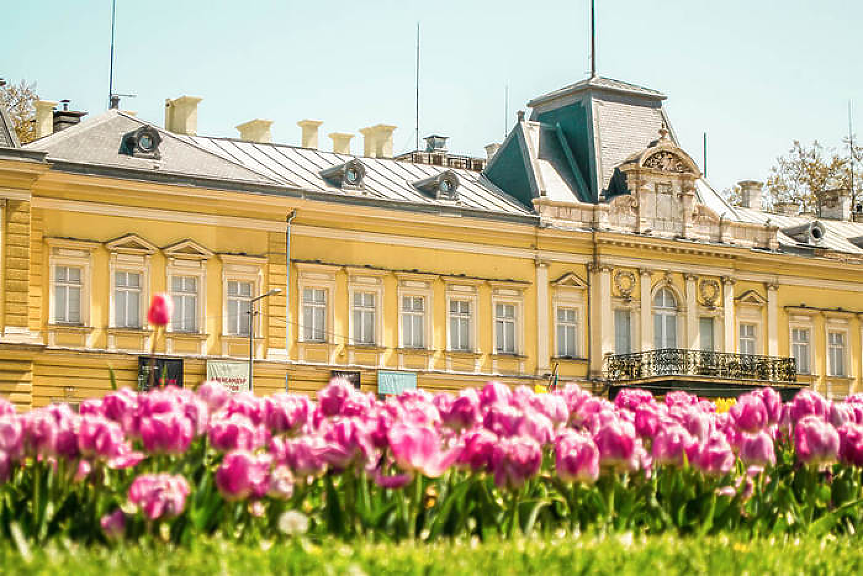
2 533 862 575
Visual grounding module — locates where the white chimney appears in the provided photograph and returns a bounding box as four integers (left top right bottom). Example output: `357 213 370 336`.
359 124 396 158
34 100 58 139
164 95 203 135
297 119 323 149
236 119 273 143
329 132 354 155
819 189 851 221
738 180 763 210
484 143 501 161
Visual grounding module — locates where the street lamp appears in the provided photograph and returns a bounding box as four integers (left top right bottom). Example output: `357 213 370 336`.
248 288 281 392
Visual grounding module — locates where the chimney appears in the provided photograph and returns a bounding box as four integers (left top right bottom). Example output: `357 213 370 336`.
34 100 58 139
359 124 397 158
164 95 203 135
818 188 851 221
52 100 87 133
328 132 354 155
738 180 763 210
774 201 799 216
296 119 323 149
484 143 501 160
236 119 274 143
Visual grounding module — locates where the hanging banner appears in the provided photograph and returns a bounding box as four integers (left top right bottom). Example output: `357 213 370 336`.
138 357 184 392
377 370 417 396
207 360 251 394
331 370 361 390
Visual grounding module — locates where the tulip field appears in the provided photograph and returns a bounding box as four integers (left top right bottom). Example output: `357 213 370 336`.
3 377 863 557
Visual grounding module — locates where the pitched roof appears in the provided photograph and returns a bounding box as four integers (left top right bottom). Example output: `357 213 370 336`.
528 76 666 109
0 100 20 148
734 206 863 255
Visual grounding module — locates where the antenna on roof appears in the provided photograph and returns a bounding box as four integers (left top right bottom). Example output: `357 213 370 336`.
590 0 597 78
415 21 420 152
703 132 708 177
504 84 509 140
107 0 117 110
850 100 856 206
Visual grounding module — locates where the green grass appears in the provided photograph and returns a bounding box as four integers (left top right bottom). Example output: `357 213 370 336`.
2 533 862 575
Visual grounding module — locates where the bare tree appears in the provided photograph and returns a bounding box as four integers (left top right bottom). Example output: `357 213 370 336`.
764 140 846 212
0 79 39 144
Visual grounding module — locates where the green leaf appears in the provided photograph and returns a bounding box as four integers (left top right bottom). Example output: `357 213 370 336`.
108 365 118 391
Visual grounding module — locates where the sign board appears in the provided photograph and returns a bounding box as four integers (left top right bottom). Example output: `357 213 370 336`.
331 370 361 390
138 357 184 392
377 370 417 396
206 360 251 394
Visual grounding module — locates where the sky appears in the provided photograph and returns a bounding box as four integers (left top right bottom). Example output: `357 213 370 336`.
2 0 862 193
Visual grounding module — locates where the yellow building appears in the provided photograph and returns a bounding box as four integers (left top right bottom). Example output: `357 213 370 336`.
1 76 861 409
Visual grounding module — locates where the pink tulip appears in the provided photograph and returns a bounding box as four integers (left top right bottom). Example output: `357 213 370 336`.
208 414 267 452
222 392 265 426
755 388 783 425
0 451 10 484
614 388 655 412
519 409 555 445
829 402 856 428
440 388 481 431
197 381 230 411
479 381 513 409
147 293 173 327
483 403 523 438
264 394 310 435
267 465 294 500
22 411 58 457
128 473 190 520
634 405 661 440
271 435 328 478
594 419 641 472
140 412 193 455
665 391 699 408
457 428 498 472
838 422 863 467
555 431 599 484
317 378 356 417
372 469 413 489
78 415 126 459
100 509 126 540
730 393 768 433
557 384 591 417
491 435 542 489
789 390 829 424
0 415 24 460
692 433 735 476
215 450 272 501
795 415 839 466
387 423 459 478
739 431 776 468
320 417 375 471
0 398 15 417
528 393 569 427
651 424 697 468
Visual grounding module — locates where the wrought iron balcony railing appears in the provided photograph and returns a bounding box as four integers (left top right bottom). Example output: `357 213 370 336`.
606 349 797 383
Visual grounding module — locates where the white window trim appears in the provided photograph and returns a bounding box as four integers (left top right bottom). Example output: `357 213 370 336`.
491 283 525 358
108 254 150 331
612 306 637 355
47 239 96 328
445 283 480 354
651 281 685 350
788 312 816 376
295 263 339 364
220 255 265 341
696 305 723 352
164 250 210 356
396 275 433 350
347 272 385 347
736 304 764 356
553 286 587 359
825 317 851 379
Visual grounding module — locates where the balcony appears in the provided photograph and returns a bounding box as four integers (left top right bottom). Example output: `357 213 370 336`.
605 349 805 401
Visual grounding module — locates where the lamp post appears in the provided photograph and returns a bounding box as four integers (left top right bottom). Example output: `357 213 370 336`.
248 288 281 393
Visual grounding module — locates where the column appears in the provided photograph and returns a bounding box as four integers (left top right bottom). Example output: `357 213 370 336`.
722 277 735 352
587 264 603 378
639 269 652 351
535 261 550 374
766 283 779 356
686 274 699 350
599 266 614 359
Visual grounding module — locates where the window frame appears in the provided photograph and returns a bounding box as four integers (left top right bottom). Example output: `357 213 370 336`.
396 275 433 350
301 287 328 343
113 270 144 329
165 258 207 336
791 326 812 375
348 272 384 347
556 306 580 358
494 301 518 355
614 308 633 355
47 240 95 328
827 328 849 378
552 278 587 360
220 255 265 340
739 322 758 356
652 285 680 350
490 284 525 357
445 283 480 354
296 263 338 346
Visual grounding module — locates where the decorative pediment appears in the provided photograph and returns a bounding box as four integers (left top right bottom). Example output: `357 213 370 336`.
552 272 588 289
622 128 701 177
735 289 767 306
105 233 157 255
163 239 213 260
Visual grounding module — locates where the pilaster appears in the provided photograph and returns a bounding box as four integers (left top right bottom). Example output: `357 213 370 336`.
535 260 550 373
639 268 652 351
685 273 699 350
722 276 735 353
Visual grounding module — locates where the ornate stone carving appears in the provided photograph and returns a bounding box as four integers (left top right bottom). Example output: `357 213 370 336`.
643 151 689 173
613 269 636 299
609 194 638 217
699 279 721 308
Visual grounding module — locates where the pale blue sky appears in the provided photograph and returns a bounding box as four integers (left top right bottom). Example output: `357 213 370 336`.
2 0 861 192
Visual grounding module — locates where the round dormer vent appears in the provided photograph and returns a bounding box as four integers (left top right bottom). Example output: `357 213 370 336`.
809 221 826 242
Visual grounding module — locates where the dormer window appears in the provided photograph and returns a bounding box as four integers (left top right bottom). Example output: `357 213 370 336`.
782 221 827 245
320 158 366 189
414 170 460 201
120 126 162 159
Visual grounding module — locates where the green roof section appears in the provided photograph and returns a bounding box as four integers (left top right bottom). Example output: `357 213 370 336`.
483 127 534 208
534 101 596 202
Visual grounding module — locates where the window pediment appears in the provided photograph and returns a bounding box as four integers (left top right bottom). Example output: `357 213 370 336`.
736 289 767 306
163 239 213 260
551 272 587 289
105 233 157 255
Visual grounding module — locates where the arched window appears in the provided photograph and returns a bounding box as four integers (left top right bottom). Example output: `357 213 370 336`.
653 287 678 349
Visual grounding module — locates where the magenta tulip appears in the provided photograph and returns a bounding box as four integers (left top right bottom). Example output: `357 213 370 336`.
388 423 459 478
491 435 542 489
795 415 839 466
0 415 24 461
208 414 267 452
140 411 193 455
730 393 768 433
100 509 126 540
555 431 599 484
147 292 173 327
692 433 735 476
197 380 231 411
838 422 863 467
215 450 272 501
739 431 776 468
128 473 190 520
78 415 126 460
652 424 697 468
594 419 641 473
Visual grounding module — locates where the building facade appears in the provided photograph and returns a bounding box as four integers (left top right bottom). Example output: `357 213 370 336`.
1 76 862 409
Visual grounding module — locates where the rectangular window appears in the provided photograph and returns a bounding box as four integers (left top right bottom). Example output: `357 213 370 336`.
556 307 578 357
495 303 517 354
352 292 376 345
699 317 715 352
170 276 198 333
53 265 82 324
792 328 811 375
114 271 141 328
401 296 425 348
302 288 326 342
449 299 472 351
614 309 632 354
739 323 757 355
828 331 846 377
226 280 253 336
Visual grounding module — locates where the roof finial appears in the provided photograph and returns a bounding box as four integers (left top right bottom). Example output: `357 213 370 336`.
590 0 597 78
658 124 669 141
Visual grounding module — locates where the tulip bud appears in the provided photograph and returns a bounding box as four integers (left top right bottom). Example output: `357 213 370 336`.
147 292 173 327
